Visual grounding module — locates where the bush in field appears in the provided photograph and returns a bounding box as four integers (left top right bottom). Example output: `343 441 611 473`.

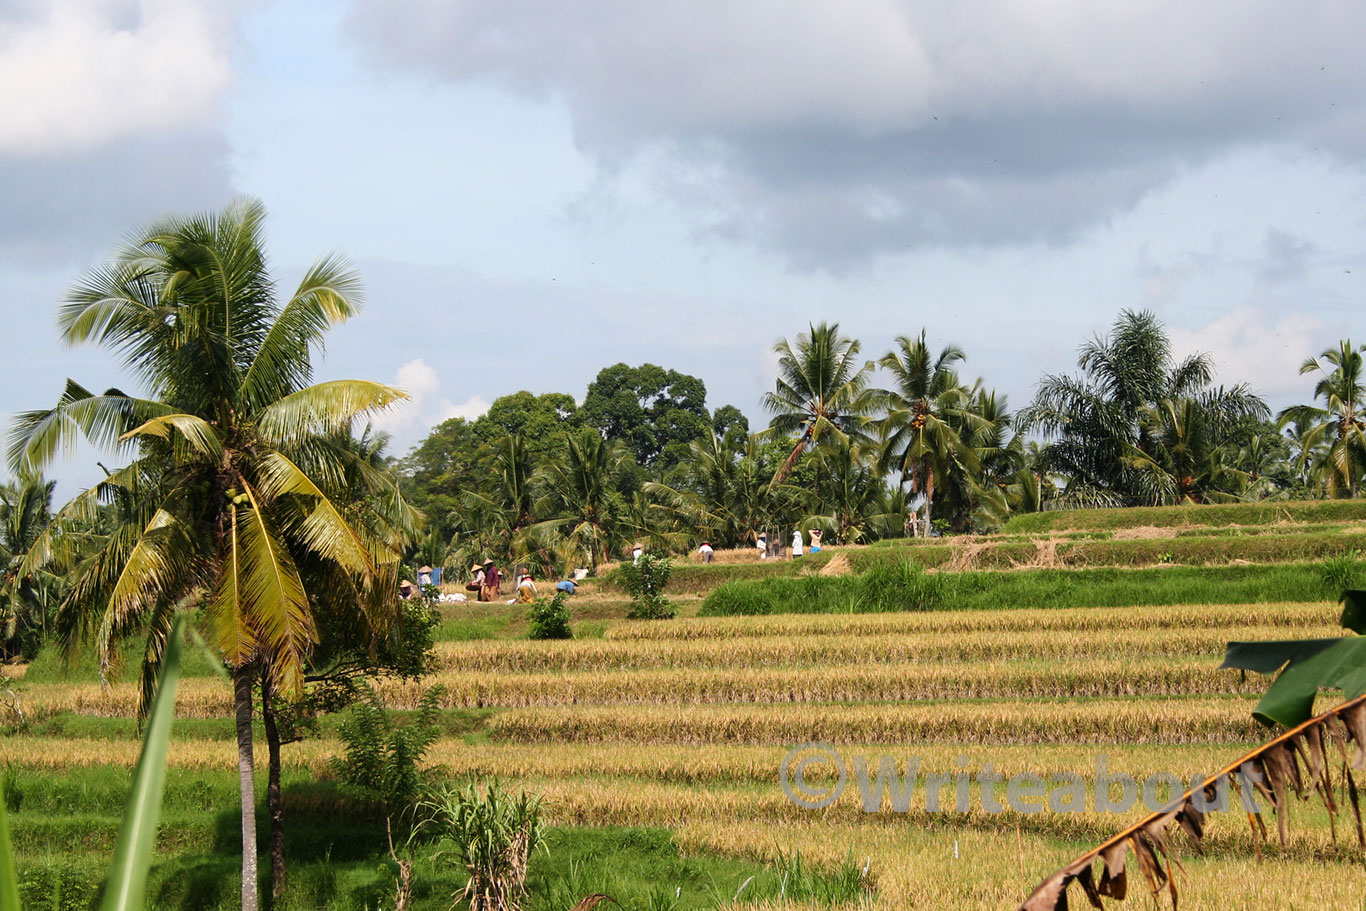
528 593 573 640
1318 550 1362 597
418 782 544 911
332 682 445 815
617 553 676 619
858 560 943 611
332 681 445 910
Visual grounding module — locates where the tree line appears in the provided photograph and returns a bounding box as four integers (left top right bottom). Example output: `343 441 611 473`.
394 311 1366 574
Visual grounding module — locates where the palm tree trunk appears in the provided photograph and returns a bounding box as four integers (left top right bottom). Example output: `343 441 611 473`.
261 672 287 902
234 663 260 911
922 467 935 538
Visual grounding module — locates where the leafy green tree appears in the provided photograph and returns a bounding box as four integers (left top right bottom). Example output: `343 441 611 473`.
7 198 414 911
396 416 488 541
1279 339 1366 498
582 363 711 467
711 405 750 449
475 391 581 461
763 322 875 483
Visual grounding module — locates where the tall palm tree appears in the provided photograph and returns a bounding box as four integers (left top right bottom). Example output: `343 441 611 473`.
6 198 408 911
1020 309 1265 506
0 472 57 658
529 427 632 569
1279 339 1366 498
874 331 986 536
762 322 875 482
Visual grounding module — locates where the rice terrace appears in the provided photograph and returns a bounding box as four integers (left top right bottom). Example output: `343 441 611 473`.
6 106 1366 911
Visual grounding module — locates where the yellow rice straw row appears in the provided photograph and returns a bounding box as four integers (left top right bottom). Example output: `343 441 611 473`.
605 601 1336 641
489 696 1265 746
435 623 1338 673
0 738 1260 785
389 657 1261 708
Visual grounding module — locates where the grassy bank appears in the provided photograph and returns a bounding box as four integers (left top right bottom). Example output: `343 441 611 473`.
1001 498 1366 533
699 559 1346 616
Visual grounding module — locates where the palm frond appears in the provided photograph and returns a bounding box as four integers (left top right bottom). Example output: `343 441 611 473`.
257 380 406 447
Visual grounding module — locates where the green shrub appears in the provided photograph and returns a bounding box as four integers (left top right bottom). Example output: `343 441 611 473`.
418 782 544 911
1318 550 1362 598
528 594 573 640
332 681 445 815
616 553 676 620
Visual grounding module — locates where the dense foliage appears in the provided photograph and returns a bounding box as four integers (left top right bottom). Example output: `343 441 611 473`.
379 311 1360 582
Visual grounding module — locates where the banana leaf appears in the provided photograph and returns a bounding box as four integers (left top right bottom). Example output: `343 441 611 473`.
0 613 188 911
1221 590 1366 727
100 613 187 911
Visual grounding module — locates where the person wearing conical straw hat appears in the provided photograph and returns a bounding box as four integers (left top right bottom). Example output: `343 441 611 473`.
480 559 501 603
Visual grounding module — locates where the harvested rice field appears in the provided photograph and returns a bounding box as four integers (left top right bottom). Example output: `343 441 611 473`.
6 506 1366 910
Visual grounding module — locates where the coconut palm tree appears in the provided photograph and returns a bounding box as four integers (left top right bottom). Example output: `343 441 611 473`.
1019 309 1266 506
6 198 409 911
1279 339 1366 498
762 322 875 482
799 437 889 544
1126 393 1266 504
528 427 632 569
0 472 57 658
874 331 987 536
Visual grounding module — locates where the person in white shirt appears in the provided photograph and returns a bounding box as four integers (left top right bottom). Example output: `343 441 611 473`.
756 533 767 559
632 543 644 563
698 541 715 563
791 530 804 558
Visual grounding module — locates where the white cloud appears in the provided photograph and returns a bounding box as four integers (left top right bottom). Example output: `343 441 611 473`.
374 357 489 450
0 0 242 155
1169 306 1327 399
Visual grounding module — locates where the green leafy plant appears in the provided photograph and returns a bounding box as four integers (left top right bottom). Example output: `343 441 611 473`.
418 782 544 911
617 553 675 620
1318 550 1362 599
333 681 445 813
528 592 573 640
333 680 446 911
0 614 187 911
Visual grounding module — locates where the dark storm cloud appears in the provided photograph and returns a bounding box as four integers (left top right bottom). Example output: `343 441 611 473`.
344 1 1366 269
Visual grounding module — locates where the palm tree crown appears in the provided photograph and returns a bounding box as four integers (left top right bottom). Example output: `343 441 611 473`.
762 322 874 482
1278 339 1366 498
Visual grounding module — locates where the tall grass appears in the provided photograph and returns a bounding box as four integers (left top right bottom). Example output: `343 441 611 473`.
700 561 1341 616
1001 498 1366 533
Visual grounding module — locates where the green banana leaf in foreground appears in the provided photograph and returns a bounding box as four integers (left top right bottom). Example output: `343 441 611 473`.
0 613 188 911
1221 589 1366 726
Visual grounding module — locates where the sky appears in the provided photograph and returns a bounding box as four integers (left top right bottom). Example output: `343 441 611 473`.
1 0 1363 495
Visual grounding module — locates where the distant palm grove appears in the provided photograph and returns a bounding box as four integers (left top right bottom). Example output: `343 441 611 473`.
379 310 1364 577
